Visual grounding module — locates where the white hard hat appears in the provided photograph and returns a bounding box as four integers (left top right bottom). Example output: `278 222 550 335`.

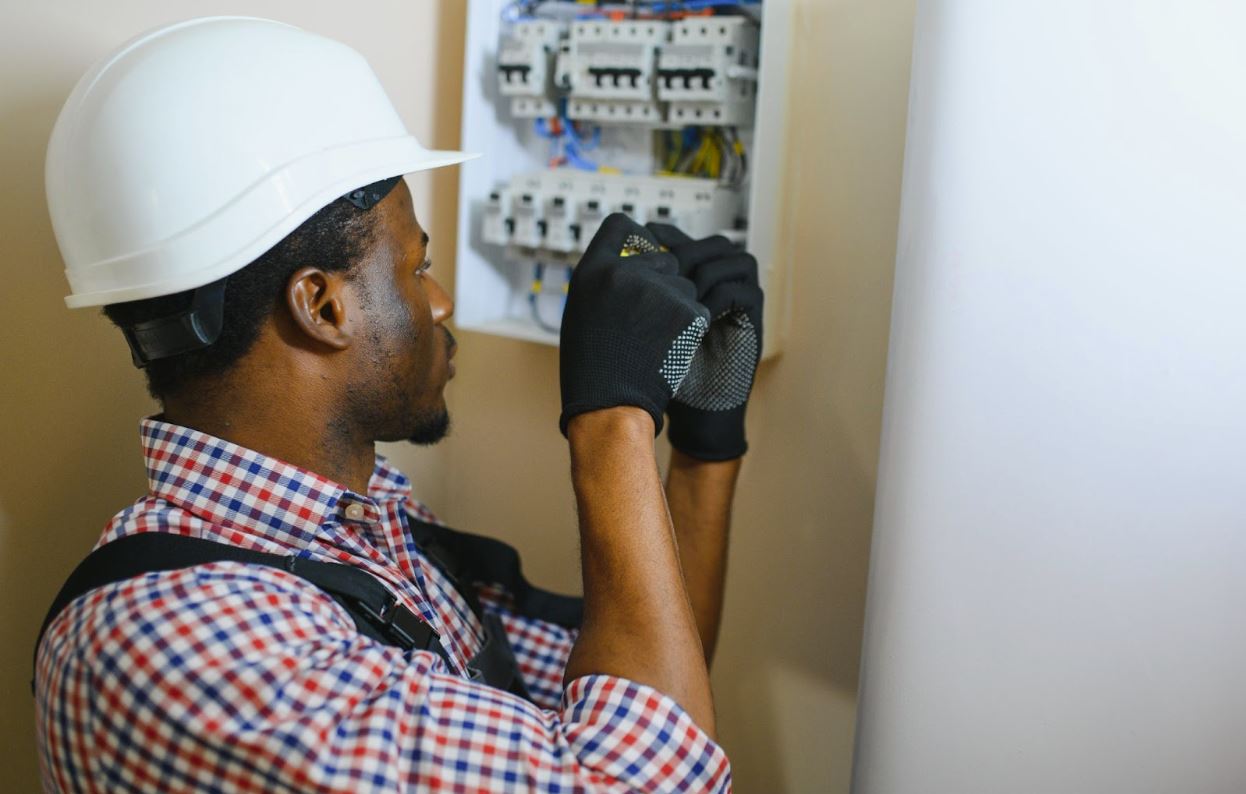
47 16 477 309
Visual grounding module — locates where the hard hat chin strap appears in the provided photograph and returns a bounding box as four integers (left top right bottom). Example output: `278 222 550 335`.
121 278 226 369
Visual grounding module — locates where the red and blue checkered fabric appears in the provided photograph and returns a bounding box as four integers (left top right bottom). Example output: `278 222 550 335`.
35 418 730 792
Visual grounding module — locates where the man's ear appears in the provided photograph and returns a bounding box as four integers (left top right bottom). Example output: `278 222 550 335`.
284 267 355 350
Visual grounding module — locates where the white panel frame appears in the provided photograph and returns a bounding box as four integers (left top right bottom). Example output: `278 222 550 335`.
454 0 793 355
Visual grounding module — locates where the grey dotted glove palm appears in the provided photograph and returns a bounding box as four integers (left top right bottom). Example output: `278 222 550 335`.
646 223 764 460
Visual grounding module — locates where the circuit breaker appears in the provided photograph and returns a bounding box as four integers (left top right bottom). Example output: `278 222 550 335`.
565 20 670 124
456 0 792 353
497 20 562 118
659 17 760 126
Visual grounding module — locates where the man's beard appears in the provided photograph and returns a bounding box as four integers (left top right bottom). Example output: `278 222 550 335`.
407 407 450 445
341 378 451 447
350 321 455 447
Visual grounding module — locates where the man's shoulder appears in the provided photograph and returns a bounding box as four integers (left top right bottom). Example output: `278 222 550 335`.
96 494 205 549
39 542 356 674
50 493 352 668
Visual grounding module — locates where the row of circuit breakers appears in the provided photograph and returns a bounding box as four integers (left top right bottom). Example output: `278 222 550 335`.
498 16 761 126
483 171 738 258
484 12 761 260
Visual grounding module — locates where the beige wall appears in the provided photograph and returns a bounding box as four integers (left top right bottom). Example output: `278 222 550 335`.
0 1 914 791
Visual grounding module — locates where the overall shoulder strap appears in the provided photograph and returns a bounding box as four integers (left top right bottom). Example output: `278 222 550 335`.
34 533 454 690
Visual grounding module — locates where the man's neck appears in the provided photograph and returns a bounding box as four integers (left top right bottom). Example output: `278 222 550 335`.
161 391 375 495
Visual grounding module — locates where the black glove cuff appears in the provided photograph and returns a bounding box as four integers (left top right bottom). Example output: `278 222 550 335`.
666 401 748 461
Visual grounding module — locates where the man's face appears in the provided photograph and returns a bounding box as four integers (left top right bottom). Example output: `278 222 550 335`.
346 180 456 445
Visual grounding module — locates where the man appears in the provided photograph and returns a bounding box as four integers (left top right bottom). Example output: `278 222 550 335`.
36 17 762 793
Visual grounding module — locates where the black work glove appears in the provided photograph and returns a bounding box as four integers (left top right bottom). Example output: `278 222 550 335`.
560 214 711 436
646 223 763 460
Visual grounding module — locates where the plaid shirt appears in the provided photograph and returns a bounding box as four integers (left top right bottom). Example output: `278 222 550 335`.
35 418 730 793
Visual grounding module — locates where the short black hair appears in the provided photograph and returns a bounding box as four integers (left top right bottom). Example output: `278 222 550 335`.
103 196 380 401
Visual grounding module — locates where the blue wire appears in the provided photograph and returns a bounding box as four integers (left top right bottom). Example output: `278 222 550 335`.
564 139 599 171
502 2 537 23
576 1 763 20
573 122 601 152
534 117 557 139
552 97 600 170
648 0 761 10
534 117 564 161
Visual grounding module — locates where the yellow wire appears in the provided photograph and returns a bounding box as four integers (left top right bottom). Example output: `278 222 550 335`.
690 137 710 176
665 132 681 172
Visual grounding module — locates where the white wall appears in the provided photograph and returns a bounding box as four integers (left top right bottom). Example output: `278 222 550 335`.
855 2 1246 792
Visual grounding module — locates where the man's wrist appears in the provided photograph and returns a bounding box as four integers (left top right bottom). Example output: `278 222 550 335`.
666 448 742 533
569 408 659 522
669 447 743 483
568 406 655 449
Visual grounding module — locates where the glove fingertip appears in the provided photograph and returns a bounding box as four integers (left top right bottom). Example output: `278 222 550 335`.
583 213 655 260
626 250 680 276
646 222 694 248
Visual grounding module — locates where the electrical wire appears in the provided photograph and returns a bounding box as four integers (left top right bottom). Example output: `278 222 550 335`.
535 100 604 171
722 125 748 186
514 1 763 26
528 262 569 334
654 125 749 185
567 0 762 21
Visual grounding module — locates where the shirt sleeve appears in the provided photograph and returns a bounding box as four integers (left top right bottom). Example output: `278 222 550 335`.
37 562 731 793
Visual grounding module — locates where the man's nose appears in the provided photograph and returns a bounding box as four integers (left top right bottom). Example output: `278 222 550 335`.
427 274 454 325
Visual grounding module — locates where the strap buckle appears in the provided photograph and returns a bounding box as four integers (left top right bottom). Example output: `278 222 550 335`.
358 594 438 651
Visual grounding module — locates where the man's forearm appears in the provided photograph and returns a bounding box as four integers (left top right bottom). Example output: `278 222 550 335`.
562 408 717 738
665 448 740 667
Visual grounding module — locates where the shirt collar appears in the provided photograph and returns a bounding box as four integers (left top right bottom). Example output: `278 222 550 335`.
139 417 412 548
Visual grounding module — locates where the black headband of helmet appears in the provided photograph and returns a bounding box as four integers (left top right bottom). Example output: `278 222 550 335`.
343 175 403 210
121 175 404 368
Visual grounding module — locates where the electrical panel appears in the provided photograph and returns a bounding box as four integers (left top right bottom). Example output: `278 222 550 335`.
456 1 793 353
